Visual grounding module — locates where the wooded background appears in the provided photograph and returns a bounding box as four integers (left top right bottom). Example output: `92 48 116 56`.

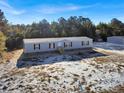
0 9 124 54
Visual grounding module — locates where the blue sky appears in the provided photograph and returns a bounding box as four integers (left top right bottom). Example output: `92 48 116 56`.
0 0 124 24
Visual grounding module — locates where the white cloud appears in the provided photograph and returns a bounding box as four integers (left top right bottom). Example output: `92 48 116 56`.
36 4 99 14
0 0 25 15
38 5 80 14
97 3 124 9
116 16 124 21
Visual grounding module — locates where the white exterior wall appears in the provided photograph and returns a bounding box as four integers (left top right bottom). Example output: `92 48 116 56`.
24 38 93 53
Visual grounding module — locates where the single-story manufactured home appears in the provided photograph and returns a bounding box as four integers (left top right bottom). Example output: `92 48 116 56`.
107 36 124 45
23 37 93 53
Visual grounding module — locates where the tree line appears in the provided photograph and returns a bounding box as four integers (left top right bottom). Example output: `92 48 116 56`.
0 9 124 53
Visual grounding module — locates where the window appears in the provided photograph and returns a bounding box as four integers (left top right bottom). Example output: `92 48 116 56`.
49 43 55 48
64 42 72 48
64 42 68 47
34 44 40 50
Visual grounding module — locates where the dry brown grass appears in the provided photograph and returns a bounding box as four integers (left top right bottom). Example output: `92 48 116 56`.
94 55 124 65
91 85 124 93
71 73 79 77
2 51 16 61
8 69 25 76
94 57 109 63
47 67 64 73
1 49 23 63
94 48 115 56
52 76 59 81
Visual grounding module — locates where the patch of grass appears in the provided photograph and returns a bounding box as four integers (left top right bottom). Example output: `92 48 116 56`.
42 87 49 91
48 77 51 83
94 57 109 63
40 77 46 82
70 80 75 85
8 69 25 76
48 67 64 73
52 76 59 81
92 70 96 73
85 86 91 92
72 73 79 77
37 72 52 83
0 75 9 80
88 74 92 77
83 68 88 71
95 65 103 69
99 89 111 93
47 67 55 71
73 77 78 82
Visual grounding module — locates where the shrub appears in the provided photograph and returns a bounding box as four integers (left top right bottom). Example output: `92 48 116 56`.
0 31 6 56
5 35 23 51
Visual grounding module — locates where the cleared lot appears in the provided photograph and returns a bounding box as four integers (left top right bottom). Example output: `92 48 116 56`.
0 42 124 93
94 42 124 55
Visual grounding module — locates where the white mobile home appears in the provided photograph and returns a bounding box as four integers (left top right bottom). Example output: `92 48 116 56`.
23 37 93 53
107 36 124 45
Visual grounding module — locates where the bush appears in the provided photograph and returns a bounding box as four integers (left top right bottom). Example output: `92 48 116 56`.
5 36 23 51
100 33 107 42
5 37 16 50
0 31 6 54
57 47 64 54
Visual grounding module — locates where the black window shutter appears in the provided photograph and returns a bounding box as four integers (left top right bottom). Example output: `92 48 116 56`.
64 42 65 47
82 41 84 46
39 44 40 49
34 44 35 50
53 43 55 48
49 43 51 48
71 42 72 47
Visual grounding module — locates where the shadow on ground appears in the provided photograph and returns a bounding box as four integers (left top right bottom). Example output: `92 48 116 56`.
16 49 107 68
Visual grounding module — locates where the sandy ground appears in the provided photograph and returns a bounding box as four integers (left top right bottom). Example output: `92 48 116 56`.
94 42 124 55
0 42 124 93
